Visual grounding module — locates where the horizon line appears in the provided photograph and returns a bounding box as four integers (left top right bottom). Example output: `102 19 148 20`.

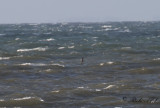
0 20 160 24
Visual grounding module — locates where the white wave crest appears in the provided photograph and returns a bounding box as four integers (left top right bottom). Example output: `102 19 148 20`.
104 85 116 89
51 63 65 67
15 38 20 40
68 46 75 49
0 34 5 36
17 47 48 52
77 87 84 89
99 61 114 66
52 90 60 93
0 57 10 60
153 58 160 61
13 97 43 102
101 25 112 28
18 63 65 67
107 61 114 65
39 38 55 42
19 63 47 66
100 63 104 66
58 47 65 50
121 47 131 50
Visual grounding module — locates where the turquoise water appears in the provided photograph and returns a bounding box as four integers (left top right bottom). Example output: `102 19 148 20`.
0 22 160 108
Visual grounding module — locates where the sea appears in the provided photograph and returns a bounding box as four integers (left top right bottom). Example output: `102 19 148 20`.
0 22 160 108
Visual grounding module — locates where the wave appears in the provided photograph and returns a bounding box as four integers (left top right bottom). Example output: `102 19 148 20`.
19 63 47 66
0 97 44 107
0 34 5 36
58 47 65 50
121 47 132 50
101 25 112 29
68 46 75 49
17 47 48 52
103 85 116 89
153 58 160 61
0 57 10 60
18 63 65 67
99 62 114 66
51 63 65 67
15 38 20 40
39 38 55 42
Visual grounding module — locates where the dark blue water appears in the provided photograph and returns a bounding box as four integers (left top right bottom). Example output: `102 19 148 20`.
0 22 160 108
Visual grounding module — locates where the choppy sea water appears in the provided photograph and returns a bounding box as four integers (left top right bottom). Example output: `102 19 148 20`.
0 22 160 108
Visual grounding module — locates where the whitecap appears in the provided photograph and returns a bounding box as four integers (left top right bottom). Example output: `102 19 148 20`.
99 62 113 66
43 32 52 35
91 43 97 46
14 97 31 100
15 38 20 40
153 58 160 61
83 39 88 41
45 69 52 72
100 63 104 66
104 28 112 31
68 46 75 49
51 63 65 67
121 47 131 50
92 37 98 39
13 97 44 102
52 90 60 93
39 38 55 42
77 87 84 89
95 89 101 92
0 34 5 36
0 57 10 60
70 51 78 54
104 85 116 89
107 61 114 65
101 25 112 28
119 29 131 33
58 47 65 50
19 63 47 66
17 47 48 52
46 38 55 41
69 29 73 31
0 99 4 101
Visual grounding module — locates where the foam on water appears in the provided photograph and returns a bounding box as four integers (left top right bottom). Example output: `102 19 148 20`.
0 97 44 107
153 58 160 61
68 46 75 49
0 57 10 60
17 47 48 52
99 62 114 66
58 47 65 50
51 63 65 67
121 47 132 50
51 90 60 93
107 61 114 65
0 34 5 36
15 38 20 40
18 63 65 67
104 85 116 89
13 97 44 102
101 25 112 28
39 38 55 42
19 63 47 66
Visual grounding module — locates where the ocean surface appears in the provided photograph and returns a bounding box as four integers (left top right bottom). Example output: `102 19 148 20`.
0 22 160 108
